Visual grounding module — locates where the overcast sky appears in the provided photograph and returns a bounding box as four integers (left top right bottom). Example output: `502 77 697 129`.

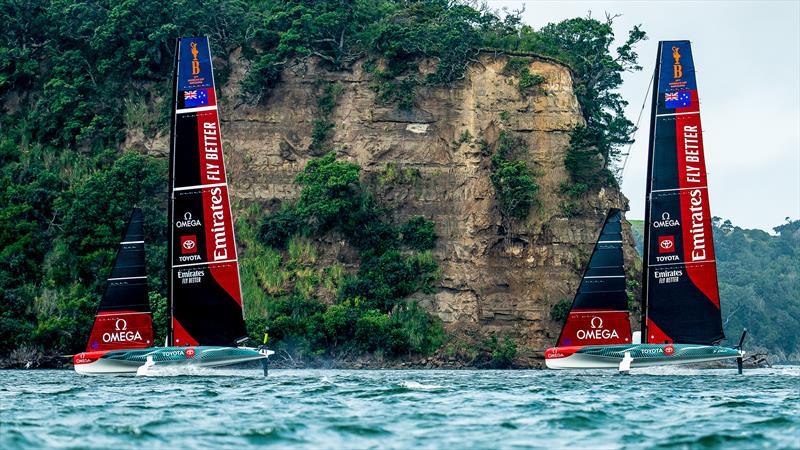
490 1 799 231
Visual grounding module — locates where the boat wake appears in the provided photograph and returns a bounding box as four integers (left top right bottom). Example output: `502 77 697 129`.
629 366 799 377
134 364 262 378
399 380 446 390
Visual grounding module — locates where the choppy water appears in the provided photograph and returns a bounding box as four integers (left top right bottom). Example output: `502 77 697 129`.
1 367 798 449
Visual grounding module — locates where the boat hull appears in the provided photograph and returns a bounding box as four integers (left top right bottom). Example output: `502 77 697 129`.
74 346 268 375
545 344 743 369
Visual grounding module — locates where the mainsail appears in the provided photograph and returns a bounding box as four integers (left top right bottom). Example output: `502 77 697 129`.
168 37 247 346
642 41 723 345
556 209 632 347
85 208 153 352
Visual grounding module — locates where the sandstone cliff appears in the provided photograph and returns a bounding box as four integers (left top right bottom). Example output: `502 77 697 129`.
132 51 638 367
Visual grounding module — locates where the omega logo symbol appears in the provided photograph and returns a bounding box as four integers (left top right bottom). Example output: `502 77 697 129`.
176 212 202 228
103 317 141 343
662 212 671 221
576 315 619 340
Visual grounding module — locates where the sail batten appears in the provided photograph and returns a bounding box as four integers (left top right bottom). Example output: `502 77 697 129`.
168 37 247 347
642 41 724 345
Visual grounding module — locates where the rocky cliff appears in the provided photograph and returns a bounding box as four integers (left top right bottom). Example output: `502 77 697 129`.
131 51 638 366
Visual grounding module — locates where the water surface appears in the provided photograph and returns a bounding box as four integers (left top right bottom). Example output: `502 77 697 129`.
1 367 798 449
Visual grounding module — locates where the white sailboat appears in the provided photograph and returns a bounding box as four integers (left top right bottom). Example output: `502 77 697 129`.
545 40 745 371
74 37 273 375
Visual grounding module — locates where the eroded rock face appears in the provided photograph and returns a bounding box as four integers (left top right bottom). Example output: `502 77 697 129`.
133 52 637 357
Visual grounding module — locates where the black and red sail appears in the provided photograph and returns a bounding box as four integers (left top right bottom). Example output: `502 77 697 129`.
85 208 154 352
556 209 632 347
168 37 246 347
642 41 723 345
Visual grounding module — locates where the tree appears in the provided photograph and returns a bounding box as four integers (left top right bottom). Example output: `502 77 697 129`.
516 15 646 186
294 152 362 233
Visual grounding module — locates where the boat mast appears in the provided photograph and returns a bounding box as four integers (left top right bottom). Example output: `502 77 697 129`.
166 38 180 346
640 42 663 343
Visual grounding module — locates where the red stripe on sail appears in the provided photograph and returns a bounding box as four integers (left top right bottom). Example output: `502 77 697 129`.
196 110 226 186
675 106 708 188
206 88 217 107
557 310 631 347
646 318 673 344
86 311 153 352
172 318 199 346
201 185 241 305
210 262 243 306
675 106 719 308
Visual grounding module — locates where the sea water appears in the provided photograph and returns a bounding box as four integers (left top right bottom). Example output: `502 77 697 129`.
1 367 798 449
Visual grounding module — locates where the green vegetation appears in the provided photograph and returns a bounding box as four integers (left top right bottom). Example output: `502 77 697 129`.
377 163 421 187
502 57 545 94
309 83 344 155
400 217 437 251
485 333 517 368
246 154 444 358
714 218 799 360
489 132 538 222
0 148 167 353
540 20 646 189
550 299 572 322
629 218 800 360
558 181 590 216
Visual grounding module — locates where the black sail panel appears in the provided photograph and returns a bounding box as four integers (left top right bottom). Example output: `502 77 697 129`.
556 209 632 347
643 41 723 345
169 37 246 347
85 208 154 352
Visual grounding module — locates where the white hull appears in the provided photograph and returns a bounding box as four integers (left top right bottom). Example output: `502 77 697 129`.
74 358 142 375
74 347 273 375
546 348 743 370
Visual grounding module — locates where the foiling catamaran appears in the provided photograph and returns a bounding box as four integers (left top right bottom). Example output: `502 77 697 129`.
545 41 745 371
74 37 273 375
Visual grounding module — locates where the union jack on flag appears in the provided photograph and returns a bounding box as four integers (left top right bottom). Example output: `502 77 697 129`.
665 93 678 101
184 90 198 100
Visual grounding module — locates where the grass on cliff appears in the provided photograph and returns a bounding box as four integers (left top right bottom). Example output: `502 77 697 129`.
244 153 444 359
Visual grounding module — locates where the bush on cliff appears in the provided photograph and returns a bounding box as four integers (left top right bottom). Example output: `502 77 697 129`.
489 132 539 222
252 154 443 358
